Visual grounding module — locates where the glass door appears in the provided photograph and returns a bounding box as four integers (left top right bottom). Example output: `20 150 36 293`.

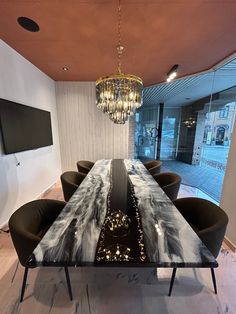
160 108 181 160
134 106 159 161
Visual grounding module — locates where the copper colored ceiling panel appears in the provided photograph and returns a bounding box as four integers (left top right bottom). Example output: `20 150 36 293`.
0 0 236 86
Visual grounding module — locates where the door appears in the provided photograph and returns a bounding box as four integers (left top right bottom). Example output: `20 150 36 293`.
216 127 225 145
160 108 181 160
134 107 159 161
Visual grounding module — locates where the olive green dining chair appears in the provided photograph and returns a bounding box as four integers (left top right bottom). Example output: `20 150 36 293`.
153 172 181 201
61 171 86 202
169 197 228 296
144 160 162 176
77 160 94 175
9 199 73 302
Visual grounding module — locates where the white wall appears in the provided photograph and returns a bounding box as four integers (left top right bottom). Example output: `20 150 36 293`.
0 40 62 228
221 118 236 245
56 82 129 171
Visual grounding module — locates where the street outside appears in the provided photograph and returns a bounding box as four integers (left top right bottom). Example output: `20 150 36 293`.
136 131 231 202
162 145 230 202
162 159 224 202
201 145 229 165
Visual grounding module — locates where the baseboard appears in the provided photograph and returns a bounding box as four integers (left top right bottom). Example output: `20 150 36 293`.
0 180 59 232
0 221 9 231
223 236 236 252
36 181 59 199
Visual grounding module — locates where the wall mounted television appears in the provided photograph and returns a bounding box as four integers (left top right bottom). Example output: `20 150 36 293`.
0 98 53 154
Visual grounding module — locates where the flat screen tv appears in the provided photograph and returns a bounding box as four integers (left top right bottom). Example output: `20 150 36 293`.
0 98 53 154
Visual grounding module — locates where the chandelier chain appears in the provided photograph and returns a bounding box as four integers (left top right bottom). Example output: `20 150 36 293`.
117 0 123 74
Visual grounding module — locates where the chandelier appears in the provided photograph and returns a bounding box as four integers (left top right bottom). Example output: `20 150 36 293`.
183 117 196 128
96 0 143 124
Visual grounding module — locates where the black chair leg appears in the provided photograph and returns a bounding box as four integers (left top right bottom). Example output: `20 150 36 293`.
211 268 217 294
64 267 73 300
20 267 28 302
168 268 177 296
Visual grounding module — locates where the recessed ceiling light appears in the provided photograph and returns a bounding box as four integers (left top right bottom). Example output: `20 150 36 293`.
17 17 40 32
185 97 191 100
166 64 179 83
62 67 69 71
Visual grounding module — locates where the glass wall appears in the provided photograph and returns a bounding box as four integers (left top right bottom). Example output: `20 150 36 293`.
134 60 236 203
201 100 236 171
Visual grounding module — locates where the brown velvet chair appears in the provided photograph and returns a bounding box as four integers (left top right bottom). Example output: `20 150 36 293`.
168 197 229 296
144 160 162 176
77 160 94 175
9 199 73 302
60 171 86 202
153 172 181 201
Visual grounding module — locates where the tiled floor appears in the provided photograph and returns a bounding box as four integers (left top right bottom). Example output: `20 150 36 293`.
162 160 224 202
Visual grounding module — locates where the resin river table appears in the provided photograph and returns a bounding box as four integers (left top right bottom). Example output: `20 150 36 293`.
28 159 217 296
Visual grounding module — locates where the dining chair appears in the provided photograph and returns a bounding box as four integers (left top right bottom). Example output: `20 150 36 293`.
8 199 73 302
144 160 162 176
60 171 86 202
153 172 181 201
77 160 94 175
169 197 228 296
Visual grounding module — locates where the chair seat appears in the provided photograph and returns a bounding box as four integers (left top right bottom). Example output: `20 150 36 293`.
37 224 51 238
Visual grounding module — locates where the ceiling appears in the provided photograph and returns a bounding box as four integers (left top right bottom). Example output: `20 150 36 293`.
1 0 236 86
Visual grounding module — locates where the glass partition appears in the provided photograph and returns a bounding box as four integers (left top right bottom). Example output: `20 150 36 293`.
134 57 236 203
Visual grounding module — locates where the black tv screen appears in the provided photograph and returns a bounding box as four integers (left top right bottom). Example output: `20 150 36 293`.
0 98 53 154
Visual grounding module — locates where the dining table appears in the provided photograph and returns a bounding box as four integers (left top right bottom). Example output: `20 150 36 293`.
28 159 217 273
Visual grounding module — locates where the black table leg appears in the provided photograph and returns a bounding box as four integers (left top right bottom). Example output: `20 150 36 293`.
211 268 217 294
64 267 73 300
168 268 177 296
20 267 28 302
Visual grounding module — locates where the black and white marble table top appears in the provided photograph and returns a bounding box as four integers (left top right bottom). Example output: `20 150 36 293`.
29 159 217 268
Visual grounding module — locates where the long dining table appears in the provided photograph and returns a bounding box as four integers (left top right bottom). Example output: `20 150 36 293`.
28 159 217 273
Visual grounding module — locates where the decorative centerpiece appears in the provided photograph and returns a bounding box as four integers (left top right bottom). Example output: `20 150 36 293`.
96 244 132 262
105 210 131 237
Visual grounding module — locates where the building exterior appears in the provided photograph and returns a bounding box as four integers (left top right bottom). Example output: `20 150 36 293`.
204 102 236 146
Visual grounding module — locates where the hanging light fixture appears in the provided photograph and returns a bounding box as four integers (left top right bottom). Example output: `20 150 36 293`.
183 116 196 128
96 0 143 124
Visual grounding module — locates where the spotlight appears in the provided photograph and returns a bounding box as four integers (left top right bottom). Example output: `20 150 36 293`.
166 64 179 82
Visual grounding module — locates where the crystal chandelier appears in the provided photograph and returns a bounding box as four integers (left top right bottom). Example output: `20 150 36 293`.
96 0 143 124
183 116 196 128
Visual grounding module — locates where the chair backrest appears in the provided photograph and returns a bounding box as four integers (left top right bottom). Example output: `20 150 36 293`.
154 172 181 201
77 160 95 174
149 163 162 176
9 199 66 266
144 160 162 171
173 197 229 258
60 171 86 202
